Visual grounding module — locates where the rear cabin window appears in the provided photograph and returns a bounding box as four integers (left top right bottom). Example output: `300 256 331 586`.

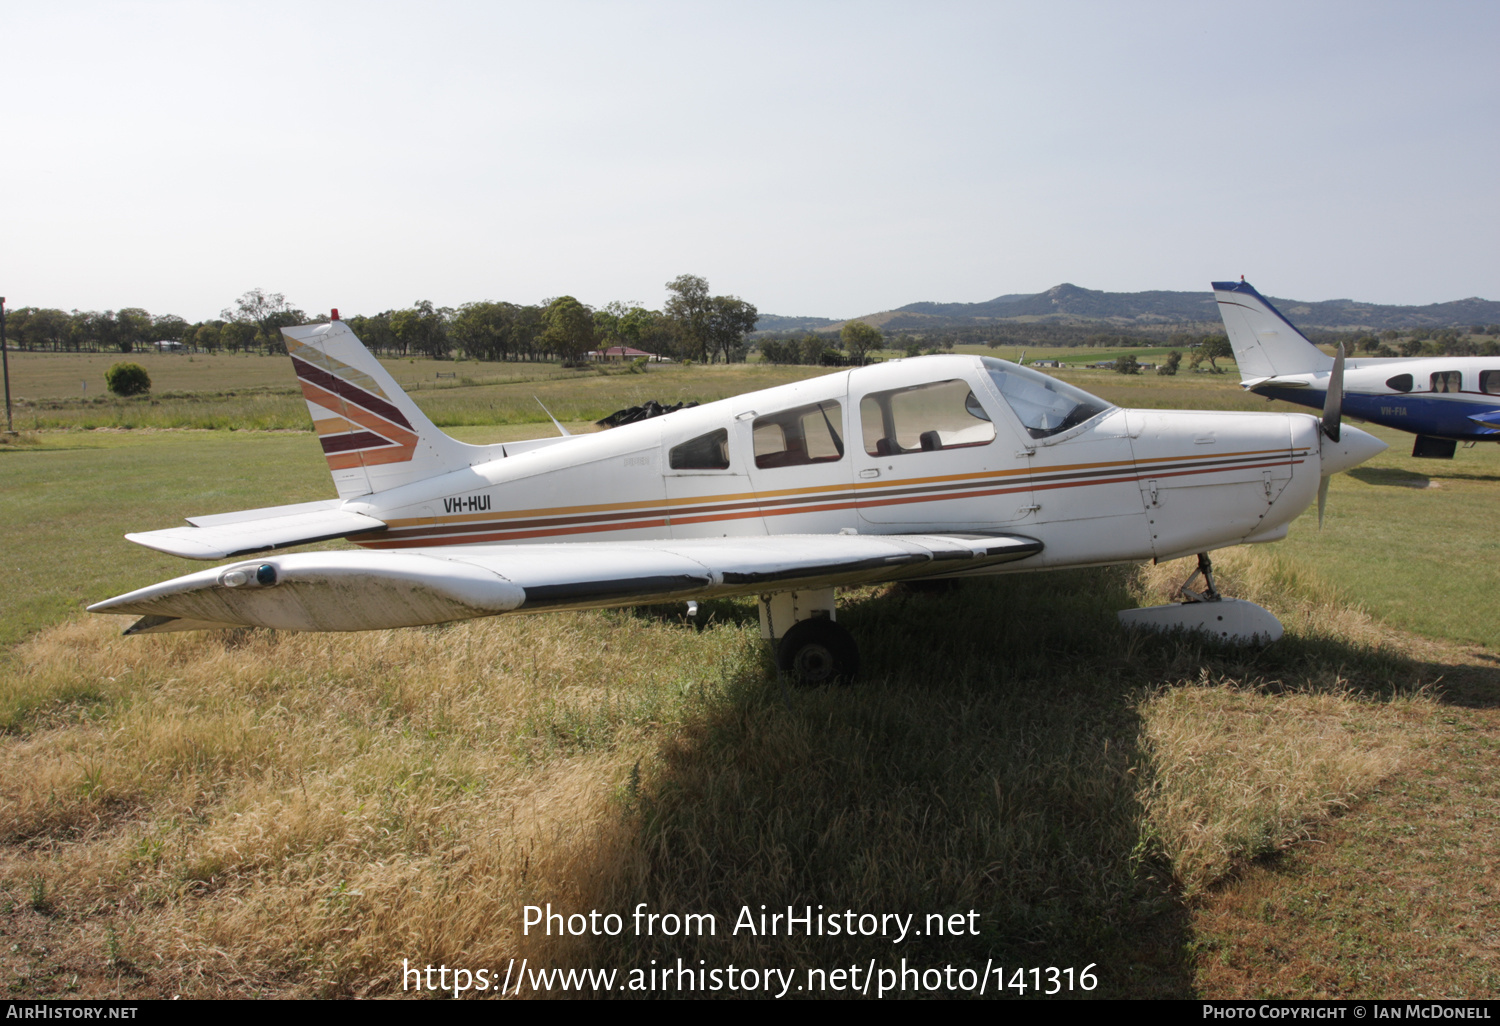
1385 373 1413 392
859 379 996 457
1431 371 1462 393
752 401 845 469
1481 370 1500 395
669 428 729 470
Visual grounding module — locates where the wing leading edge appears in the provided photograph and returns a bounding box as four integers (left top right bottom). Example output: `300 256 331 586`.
91 533 1043 634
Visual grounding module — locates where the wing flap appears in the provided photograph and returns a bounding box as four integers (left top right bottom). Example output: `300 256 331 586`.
436 533 1042 610
127 507 386 560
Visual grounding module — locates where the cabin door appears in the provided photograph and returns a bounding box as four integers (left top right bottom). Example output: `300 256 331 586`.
850 368 1034 528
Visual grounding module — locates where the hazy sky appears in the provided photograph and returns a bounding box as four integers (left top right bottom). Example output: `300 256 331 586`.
4 1 1497 321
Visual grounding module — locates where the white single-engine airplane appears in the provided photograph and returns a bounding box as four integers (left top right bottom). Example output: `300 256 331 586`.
90 315 1386 682
1215 279 1500 459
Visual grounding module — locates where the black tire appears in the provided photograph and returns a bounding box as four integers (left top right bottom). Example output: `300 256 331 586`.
776 618 860 686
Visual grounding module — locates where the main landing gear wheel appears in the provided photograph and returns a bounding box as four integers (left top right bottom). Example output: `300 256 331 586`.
776 618 860 686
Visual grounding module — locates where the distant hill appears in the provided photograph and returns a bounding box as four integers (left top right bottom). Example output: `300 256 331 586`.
753 313 842 333
757 283 1500 334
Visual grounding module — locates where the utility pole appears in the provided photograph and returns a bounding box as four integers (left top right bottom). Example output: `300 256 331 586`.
1 297 11 433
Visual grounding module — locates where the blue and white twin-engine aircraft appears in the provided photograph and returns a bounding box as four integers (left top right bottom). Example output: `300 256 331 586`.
1214 279 1500 459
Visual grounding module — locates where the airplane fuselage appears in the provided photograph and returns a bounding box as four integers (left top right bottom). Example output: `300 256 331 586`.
338 355 1336 570
1248 355 1500 443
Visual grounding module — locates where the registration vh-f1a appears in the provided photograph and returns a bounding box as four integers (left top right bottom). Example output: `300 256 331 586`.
90 314 1386 682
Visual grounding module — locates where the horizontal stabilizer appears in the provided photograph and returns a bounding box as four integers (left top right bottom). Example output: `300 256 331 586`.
127 506 386 560
185 498 343 528
1241 376 1312 391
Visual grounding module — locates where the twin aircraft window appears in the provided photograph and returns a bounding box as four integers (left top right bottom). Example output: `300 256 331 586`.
1430 371 1462 393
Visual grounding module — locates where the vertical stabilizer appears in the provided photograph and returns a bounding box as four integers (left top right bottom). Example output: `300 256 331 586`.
1212 280 1333 380
281 321 485 498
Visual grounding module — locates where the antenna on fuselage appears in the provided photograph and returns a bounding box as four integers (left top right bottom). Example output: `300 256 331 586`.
535 397 571 437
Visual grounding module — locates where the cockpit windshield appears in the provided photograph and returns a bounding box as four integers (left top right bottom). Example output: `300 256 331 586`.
981 357 1112 439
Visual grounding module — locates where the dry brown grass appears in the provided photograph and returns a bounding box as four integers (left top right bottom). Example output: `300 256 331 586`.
1130 546 1433 897
1137 681 1414 896
0 545 1478 998
1 610 752 996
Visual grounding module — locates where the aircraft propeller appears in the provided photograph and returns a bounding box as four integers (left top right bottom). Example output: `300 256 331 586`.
1317 343 1346 527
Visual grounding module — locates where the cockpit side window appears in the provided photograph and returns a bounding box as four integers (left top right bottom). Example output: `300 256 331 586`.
1431 371 1462 393
858 379 996 456
1481 370 1500 395
669 428 730 470
981 356 1111 439
1385 373 1414 393
753 401 844 469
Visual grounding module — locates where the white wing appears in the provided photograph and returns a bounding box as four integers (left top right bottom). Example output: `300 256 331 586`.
90 533 1043 634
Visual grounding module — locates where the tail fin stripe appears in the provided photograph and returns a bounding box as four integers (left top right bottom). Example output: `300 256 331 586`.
282 319 495 499
320 431 396 455
296 380 418 447
284 338 388 399
1212 282 1314 342
291 356 415 430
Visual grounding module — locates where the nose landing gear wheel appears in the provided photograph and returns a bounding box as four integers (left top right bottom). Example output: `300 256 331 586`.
776 618 860 686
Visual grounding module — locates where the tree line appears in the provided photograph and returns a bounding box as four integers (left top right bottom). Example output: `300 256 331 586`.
11 286 1496 364
1 276 760 365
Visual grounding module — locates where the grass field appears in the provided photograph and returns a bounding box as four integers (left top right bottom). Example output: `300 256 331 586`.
1 355 1496 999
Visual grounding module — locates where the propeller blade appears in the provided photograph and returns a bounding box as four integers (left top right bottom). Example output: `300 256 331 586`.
1317 474 1330 529
1321 343 1345 443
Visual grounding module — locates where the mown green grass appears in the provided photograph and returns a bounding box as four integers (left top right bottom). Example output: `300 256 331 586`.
1271 423 1500 648
8 356 830 431
3 349 571 401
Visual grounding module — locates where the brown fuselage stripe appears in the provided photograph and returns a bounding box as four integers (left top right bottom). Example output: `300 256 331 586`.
377 445 1302 530
353 449 1310 549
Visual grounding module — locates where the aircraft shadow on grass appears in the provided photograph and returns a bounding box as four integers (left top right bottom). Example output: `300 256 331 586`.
517 567 1481 998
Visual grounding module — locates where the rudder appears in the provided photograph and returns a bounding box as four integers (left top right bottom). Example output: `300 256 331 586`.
281 320 484 498
1212 279 1333 380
